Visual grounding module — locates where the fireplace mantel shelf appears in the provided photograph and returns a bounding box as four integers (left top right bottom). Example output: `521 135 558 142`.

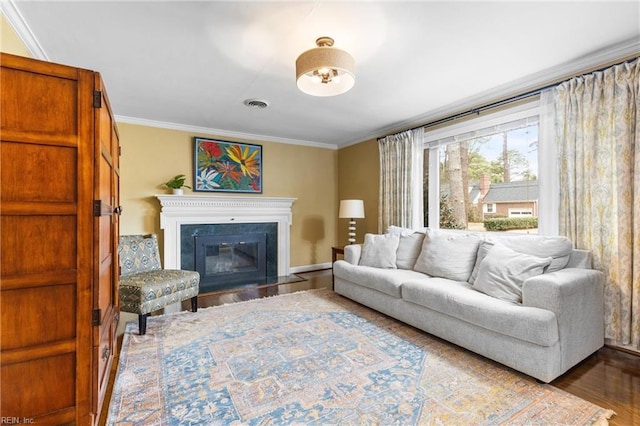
156 194 297 211
156 194 296 275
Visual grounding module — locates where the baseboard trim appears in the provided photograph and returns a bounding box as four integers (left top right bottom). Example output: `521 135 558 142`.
605 343 640 357
290 263 332 274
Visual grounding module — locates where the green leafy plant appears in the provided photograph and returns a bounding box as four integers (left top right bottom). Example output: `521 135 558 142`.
164 174 191 189
484 217 538 231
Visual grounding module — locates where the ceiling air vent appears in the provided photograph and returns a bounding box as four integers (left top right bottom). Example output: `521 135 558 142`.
243 98 270 109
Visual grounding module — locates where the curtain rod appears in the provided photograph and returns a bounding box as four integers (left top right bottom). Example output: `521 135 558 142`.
415 55 639 132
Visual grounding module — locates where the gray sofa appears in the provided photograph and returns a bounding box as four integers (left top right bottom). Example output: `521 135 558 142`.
333 227 605 383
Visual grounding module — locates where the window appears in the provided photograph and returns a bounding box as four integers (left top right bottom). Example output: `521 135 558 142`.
423 100 549 234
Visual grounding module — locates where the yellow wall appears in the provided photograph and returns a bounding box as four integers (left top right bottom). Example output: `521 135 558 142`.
0 13 32 57
337 139 380 245
118 123 339 268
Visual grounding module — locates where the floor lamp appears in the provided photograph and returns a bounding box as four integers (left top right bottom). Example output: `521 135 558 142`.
339 199 365 244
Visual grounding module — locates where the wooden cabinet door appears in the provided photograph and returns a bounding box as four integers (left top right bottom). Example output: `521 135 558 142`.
91 73 120 423
0 53 120 424
0 53 94 424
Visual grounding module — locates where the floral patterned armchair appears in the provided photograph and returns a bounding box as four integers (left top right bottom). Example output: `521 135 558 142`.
118 234 200 334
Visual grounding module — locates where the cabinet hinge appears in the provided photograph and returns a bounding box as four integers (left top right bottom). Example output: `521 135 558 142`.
93 200 102 217
93 90 102 108
92 308 102 326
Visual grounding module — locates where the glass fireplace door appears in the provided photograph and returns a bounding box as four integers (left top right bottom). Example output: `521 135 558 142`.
195 233 267 289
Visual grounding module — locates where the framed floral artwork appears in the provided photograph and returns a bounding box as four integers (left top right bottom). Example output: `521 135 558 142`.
193 137 262 193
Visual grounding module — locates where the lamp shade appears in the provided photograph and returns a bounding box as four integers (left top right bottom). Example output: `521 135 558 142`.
339 199 365 219
296 37 355 97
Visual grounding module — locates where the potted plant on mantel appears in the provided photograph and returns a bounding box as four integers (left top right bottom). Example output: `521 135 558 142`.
164 174 191 195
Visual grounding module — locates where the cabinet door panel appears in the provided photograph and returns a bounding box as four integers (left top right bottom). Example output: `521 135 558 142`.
1 353 75 418
0 67 77 135
1 285 76 349
1 216 76 275
94 312 117 413
0 142 77 203
91 73 119 419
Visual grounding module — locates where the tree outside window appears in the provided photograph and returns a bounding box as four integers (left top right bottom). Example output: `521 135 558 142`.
425 123 539 233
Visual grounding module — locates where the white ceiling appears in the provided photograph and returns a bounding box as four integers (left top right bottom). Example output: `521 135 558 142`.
4 1 640 148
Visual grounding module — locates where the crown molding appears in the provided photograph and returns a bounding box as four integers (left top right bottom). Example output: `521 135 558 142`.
115 115 338 150
0 0 48 60
345 37 640 147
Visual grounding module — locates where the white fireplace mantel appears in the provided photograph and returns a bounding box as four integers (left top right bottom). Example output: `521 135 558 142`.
156 195 296 276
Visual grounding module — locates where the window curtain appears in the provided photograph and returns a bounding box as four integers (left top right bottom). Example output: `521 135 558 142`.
378 128 424 232
538 89 560 236
555 58 640 350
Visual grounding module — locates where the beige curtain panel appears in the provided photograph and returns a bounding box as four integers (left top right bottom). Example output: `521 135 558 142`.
555 57 640 350
378 128 424 233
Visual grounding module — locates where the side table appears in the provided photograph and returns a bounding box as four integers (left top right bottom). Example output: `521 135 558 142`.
332 246 345 263
331 246 345 290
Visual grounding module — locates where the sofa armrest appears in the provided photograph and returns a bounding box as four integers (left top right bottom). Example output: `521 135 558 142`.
343 244 362 265
522 268 604 371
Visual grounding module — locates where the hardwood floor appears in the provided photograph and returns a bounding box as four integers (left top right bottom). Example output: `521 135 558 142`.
100 269 639 425
553 346 640 425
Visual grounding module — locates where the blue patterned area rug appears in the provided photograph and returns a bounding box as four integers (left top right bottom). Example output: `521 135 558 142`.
107 289 614 425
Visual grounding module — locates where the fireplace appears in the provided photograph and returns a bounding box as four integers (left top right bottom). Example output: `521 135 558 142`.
156 195 296 295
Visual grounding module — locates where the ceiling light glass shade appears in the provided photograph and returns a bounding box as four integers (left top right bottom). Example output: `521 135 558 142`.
296 37 355 97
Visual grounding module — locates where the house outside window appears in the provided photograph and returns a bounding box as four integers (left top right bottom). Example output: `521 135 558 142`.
508 207 534 217
423 100 544 234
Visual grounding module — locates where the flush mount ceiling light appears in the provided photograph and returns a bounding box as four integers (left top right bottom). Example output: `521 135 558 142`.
296 36 355 97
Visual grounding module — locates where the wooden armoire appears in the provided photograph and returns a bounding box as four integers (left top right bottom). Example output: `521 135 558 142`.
1 53 120 424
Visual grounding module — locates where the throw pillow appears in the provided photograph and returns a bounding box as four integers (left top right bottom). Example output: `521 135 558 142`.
472 243 553 303
395 232 425 270
489 235 573 273
413 228 482 281
468 240 494 284
359 233 400 269
386 225 428 236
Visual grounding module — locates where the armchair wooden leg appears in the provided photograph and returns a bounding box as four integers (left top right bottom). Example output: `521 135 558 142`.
191 295 198 312
138 313 149 335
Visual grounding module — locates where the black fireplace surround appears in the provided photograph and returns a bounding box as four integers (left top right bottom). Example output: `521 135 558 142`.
181 223 277 293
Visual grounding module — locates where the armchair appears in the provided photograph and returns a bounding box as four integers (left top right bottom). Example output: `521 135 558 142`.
118 234 200 335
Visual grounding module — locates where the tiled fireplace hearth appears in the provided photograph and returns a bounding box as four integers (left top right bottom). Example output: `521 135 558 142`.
156 195 297 283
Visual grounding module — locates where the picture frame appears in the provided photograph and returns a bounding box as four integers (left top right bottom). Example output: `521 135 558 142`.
193 137 263 193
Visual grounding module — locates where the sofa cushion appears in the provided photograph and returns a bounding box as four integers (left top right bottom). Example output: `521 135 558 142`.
119 269 200 315
395 232 425 270
359 233 400 269
402 278 558 347
473 243 553 303
413 229 482 281
488 234 572 273
469 235 573 284
333 260 426 298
